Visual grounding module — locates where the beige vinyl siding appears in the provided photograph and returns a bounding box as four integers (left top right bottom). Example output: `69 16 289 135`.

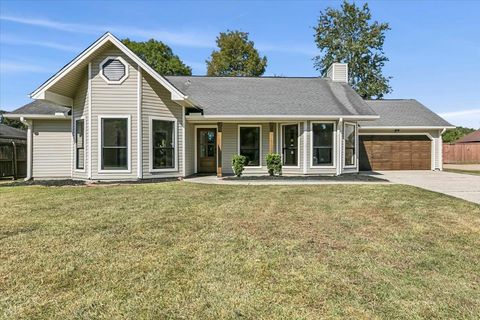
141 73 183 179
72 72 89 179
184 121 195 176
90 45 138 180
32 120 72 178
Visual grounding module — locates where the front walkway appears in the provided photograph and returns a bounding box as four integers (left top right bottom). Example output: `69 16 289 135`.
372 170 480 204
184 174 390 185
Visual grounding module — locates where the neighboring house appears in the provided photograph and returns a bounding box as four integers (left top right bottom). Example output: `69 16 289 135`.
453 130 480 144
4 32 454 181
0 124 27 178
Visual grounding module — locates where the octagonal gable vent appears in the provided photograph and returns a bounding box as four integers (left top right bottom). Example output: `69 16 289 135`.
100 57 129 84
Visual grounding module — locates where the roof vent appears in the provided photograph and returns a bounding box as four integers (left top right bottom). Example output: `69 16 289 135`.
327 63 348 83
99 56 129 84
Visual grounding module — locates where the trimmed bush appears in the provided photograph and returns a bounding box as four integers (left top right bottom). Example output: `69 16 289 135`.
266 153 282 176
231 154 247 177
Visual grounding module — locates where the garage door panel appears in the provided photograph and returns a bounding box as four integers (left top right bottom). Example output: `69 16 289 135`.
359 135 431 171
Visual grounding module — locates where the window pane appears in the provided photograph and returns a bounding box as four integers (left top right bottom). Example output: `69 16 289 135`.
345 124 355 148
152 120 175 169
76 149 84 170
76 120 84 148
102 148 127 170
282 124 298 166
103 119 127 147
313 148 332 165
153 120 174 148
344 124 356 166
154 148 174 168
313 123 333 147
240 127 260 166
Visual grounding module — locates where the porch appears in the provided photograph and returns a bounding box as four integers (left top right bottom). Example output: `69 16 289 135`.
185 120 359 177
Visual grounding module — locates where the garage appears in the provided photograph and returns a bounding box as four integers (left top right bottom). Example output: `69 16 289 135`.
359 135 431 171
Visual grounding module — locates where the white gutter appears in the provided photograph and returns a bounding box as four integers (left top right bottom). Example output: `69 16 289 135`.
20 117 33 181
186 115 380 121
360 125 456 130
3 114 71 120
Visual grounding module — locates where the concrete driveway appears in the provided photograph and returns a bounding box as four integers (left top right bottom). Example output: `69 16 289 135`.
372 171 480 204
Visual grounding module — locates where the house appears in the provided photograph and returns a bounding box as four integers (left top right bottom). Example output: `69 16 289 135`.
4 32 454 181
453 130 480 144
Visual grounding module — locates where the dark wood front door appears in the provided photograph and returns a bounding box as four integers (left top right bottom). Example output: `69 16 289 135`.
359 135 431 171
197 128 217 173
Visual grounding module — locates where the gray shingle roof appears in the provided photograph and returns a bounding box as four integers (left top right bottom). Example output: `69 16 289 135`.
0 124 27 139
166 76 377 116
9 100 71 115
360 99 453 127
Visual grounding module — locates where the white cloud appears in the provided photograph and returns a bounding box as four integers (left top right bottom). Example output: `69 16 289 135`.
0 35 81 52
0 14 215 48
439 109 480 129
0 61 51 73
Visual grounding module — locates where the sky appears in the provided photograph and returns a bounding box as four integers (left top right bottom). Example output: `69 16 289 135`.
0 0 479 128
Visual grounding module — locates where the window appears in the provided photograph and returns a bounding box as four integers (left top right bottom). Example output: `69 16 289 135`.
344 123 356 166
75 119 85 170
282 124 298 166
312 122 334 166
101 118 129 170
99 56 128 84
239 126 261 167
151 119 176 170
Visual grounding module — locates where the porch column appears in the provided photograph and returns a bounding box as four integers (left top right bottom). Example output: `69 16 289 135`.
269 122 275 154
217 122 223 177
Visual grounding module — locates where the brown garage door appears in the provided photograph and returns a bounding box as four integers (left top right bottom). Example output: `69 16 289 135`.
359 135 431 171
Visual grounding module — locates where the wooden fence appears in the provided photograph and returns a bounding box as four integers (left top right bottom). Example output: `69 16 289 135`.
0 140 27 179
443 143 480 164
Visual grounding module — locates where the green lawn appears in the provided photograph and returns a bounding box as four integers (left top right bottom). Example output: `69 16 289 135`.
1 182 479 319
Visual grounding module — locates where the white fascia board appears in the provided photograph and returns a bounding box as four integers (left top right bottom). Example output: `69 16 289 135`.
359 125 456 130
186 115 380 121
30 32 187 102
33 91 73 107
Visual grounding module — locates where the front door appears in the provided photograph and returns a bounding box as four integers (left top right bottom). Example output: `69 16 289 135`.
197 128 217 173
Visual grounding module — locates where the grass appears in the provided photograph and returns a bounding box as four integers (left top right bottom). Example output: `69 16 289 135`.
444 168 480 176
1 182 479 319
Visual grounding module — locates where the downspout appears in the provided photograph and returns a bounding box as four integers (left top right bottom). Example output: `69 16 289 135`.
20 117 33 181
439 128 447 171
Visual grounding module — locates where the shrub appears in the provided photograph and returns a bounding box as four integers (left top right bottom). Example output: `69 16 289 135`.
231 154 247 177
266 153 282 176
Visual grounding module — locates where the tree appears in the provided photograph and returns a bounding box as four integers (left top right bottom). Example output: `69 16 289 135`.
122 39 192 75
0 110 25 129
314 1 391 99
206 31 267 77
442 127 476 143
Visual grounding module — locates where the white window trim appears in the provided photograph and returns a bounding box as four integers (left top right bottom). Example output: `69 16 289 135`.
149 116 178 173
74 116 86 172
194 124 218 174
238 124 263 169
343 122 357 169
99 56 129 84
280 122 300 169
310 121 337 169
98 115 131 174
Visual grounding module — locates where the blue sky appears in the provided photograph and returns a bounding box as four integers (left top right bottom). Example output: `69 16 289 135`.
1 0 479 128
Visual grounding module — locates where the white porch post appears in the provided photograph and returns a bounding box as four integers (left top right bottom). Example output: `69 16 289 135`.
336 118 343 176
